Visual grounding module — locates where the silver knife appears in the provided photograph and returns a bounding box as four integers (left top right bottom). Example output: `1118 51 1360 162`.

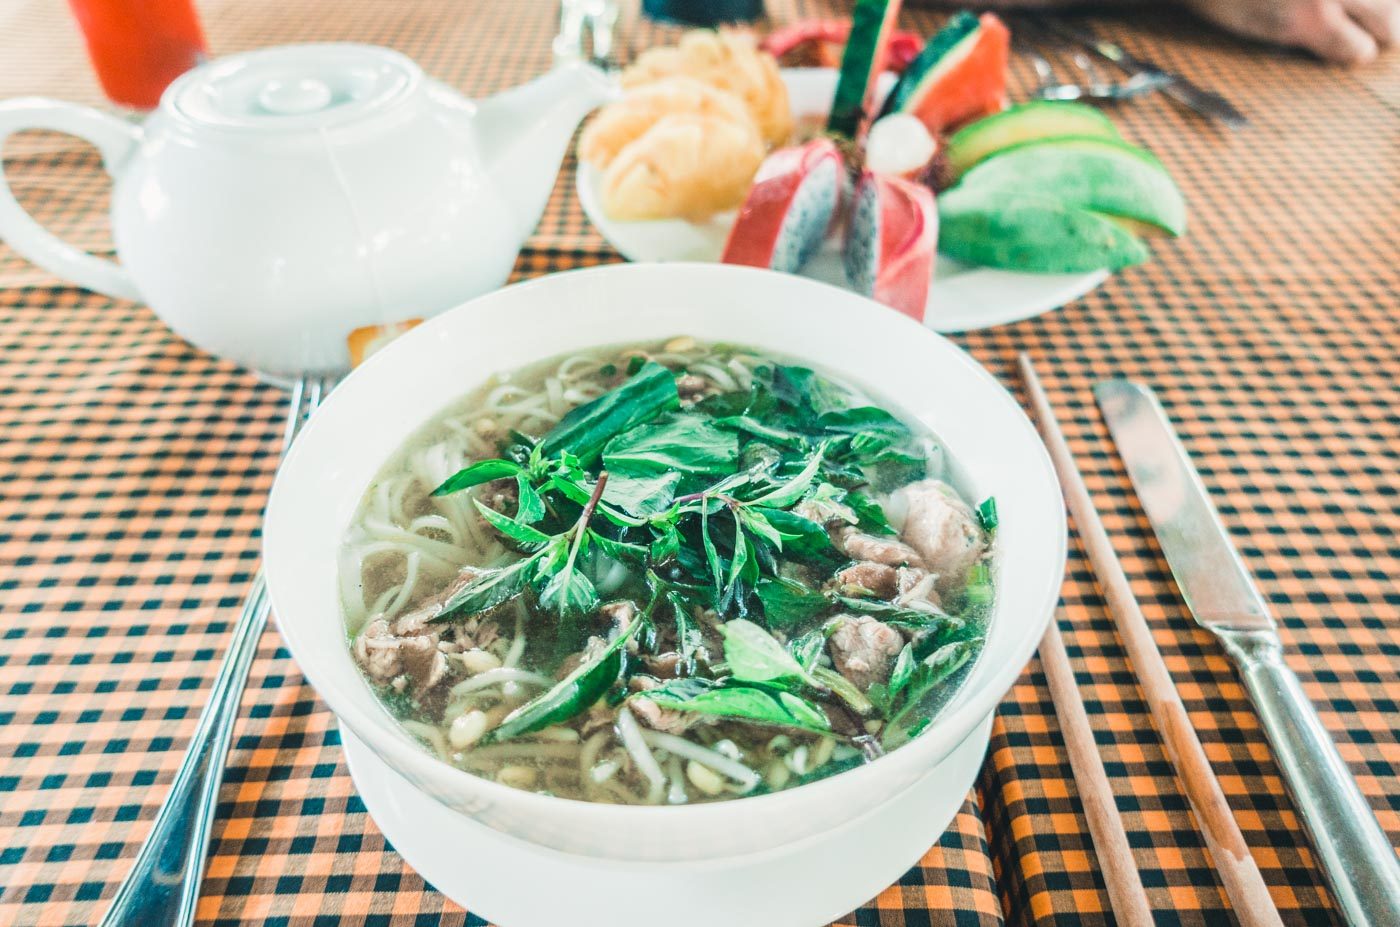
1032 18 1248 128
1095 380 1400 927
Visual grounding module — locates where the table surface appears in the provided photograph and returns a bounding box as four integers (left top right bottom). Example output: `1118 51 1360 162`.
0 1 1396 924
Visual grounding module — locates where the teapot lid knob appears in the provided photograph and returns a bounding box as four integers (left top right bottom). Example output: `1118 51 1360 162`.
168 43 421 131
256 78 334 116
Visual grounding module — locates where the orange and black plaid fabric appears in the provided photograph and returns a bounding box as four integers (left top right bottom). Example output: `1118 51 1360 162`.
1 1 1396 925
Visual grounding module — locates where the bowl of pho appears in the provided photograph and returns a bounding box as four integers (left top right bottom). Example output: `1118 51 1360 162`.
263 262 1066 862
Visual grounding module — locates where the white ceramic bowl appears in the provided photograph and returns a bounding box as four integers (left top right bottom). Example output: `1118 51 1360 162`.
262 262 1066 863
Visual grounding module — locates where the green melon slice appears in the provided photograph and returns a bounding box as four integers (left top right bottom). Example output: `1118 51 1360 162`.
938 186 1148 273
957 135 1185 236
827 0 905 139
945 101 1121 180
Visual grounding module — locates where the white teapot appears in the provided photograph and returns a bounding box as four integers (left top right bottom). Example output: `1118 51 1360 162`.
0 45 615 375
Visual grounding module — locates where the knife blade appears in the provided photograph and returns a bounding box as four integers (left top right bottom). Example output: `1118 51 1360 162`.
1095 379 1400 927
1032 18 1248 128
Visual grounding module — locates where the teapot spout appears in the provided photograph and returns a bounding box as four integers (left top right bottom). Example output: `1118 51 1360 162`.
474 62 618 242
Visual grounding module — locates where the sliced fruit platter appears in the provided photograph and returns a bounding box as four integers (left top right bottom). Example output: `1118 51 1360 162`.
575 3 1186 331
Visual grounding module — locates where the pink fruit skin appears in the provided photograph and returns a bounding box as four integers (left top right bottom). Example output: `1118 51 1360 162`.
865 172 938 322
721 138 844 268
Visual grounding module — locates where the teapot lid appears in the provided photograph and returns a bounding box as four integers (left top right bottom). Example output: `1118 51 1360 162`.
167 44 422 131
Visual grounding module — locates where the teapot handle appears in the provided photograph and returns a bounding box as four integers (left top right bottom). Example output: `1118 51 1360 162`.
0 98 142 300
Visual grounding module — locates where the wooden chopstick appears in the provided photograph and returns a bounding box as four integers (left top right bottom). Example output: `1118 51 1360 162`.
1018 353 1284 927
1038 613 1154 927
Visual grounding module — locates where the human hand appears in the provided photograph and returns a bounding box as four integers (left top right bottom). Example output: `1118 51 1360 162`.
1183 0 1399 63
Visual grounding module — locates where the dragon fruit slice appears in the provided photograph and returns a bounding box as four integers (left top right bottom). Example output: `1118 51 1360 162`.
721 138 844 274
843 171 938 322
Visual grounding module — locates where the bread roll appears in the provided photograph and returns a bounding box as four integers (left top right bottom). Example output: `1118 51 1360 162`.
579 77 757 169
600 112 766 221
621 30 793 148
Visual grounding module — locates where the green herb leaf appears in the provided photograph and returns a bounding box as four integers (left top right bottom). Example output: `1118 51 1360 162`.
537 563 600 620
755 577 831 629
482 611 643 743
715 415 807 449
472 499 551 549
634 678 830 734
588 530 648 564
602 414 739 476
601 470 681 517
977 497 998 533
701 506 723 602
845 489 895 535
817 406 910 438
432 553 539 623
515 474 545 524
720 619 811 684
836 596 964 633
786 627 828 672
883 639 980 745
746 447 825 508
650 521 681 563
431 459 522 497
666 591 704 675
754 508 834 558
540 361 679 464
737 507 784 551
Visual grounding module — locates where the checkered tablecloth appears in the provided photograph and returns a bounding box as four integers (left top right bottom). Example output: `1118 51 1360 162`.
1 1 1396 924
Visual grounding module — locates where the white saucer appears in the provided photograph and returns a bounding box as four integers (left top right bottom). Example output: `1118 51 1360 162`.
576 68 1108 333
342 715 993 927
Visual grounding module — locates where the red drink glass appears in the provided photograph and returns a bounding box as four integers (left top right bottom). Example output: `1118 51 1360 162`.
66 0 208 110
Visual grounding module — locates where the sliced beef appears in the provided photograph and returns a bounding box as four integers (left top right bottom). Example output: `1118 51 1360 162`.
892 479 986 592
628 676 700 734
833 561 899 598
351 566 481 696
827 614 903 690
676 374 710 400
833 525 925 569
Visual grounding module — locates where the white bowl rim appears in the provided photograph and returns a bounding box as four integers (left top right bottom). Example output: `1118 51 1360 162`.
263 262 1067 824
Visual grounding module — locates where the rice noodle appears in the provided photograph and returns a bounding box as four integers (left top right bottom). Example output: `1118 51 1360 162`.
616 707 666 804
639 730 761 791
447 667 553 699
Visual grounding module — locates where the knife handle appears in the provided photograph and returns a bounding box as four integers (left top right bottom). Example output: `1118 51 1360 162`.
1219 629 1400 927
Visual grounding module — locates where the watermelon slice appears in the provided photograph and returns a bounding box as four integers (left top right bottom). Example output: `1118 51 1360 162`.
826 0 906 139
843 171 938 322
879 11 1009 134
721 139 844 273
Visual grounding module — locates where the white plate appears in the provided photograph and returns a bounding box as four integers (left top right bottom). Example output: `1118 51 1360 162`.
576 68 1108 333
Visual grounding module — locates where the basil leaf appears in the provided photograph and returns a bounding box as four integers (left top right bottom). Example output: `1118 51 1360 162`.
635 678 830 734
540 361 679 464
721 525 752 613
433 553 538 623
738 507 784 551
483 612 643 743
431 458 522 497
755 577 831 630
786 628 828 672
746 448 824 509
976 496 998 533
755 508 834 558
883 639 979 744
602 414 738 476
845 489 895 535
772 365 851 420
817 406 910 438
716 415 807 449
888 644 916 697
515 474 545 524
538 568 599 620
836 596 964 634
601 470 680 517
588 530 648 564
666 591 704 675
720 619 809 684
472 499 551 549
650 521 680 563
701 506 723 602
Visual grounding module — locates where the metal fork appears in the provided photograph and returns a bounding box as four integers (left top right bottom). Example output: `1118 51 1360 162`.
1015 32 1171 102
97 374 337 927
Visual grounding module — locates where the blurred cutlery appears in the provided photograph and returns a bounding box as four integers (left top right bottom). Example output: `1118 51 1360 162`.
1096 379 1400 927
